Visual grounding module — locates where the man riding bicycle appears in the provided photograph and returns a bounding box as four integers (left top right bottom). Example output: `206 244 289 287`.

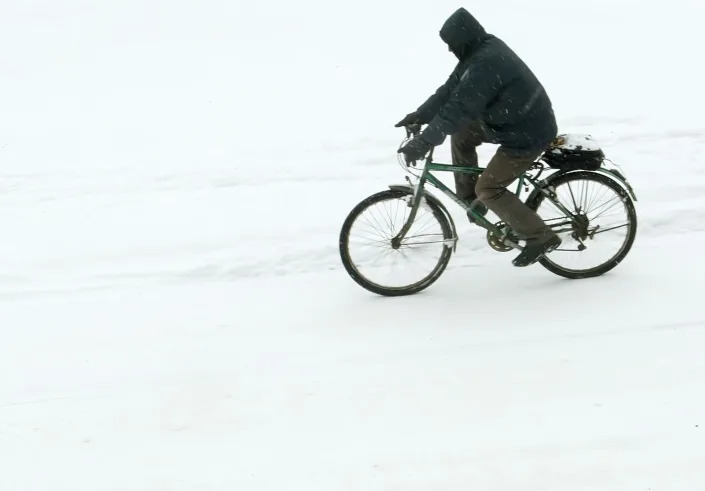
396 7 561 267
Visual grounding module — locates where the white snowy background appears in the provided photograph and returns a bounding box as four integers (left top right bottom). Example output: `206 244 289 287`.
1 0 705 489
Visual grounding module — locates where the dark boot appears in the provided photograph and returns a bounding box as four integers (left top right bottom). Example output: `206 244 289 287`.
512 235 562 267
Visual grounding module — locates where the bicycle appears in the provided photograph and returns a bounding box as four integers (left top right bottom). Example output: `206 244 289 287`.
338 124 639 296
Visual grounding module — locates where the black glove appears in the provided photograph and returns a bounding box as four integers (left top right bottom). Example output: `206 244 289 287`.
398 136 432 165
394 111 423 127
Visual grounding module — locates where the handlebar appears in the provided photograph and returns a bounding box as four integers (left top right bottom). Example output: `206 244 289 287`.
400 123 433 166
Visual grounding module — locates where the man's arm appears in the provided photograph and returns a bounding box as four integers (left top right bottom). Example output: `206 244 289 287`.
414 64 462 123
420 56 499 145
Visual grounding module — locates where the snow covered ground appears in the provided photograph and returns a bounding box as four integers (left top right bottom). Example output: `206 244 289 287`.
2 1 705 489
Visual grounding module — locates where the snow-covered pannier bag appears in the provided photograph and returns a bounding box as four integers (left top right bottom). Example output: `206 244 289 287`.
542 133 605 171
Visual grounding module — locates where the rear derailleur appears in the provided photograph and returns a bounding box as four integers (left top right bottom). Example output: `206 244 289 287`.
570 213 600 251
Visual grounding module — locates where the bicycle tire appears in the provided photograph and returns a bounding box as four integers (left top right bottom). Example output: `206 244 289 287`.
525 171 637 279
339 189 454 296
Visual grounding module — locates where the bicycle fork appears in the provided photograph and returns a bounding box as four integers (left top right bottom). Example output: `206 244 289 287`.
390 170 427 249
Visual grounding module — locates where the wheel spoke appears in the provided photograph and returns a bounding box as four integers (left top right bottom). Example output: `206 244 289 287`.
590 223 630 235
566 181 580 212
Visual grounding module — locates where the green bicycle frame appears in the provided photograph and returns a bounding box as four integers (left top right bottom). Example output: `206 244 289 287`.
391 150 577 251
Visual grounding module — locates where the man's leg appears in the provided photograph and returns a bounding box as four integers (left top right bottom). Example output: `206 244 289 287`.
475 147 561 265
450 121 485 202
451 121 488 219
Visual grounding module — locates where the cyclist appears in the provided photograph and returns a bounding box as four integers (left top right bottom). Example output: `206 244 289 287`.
396 7 561 266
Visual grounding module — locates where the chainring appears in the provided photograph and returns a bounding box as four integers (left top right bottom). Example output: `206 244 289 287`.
486 222 518 252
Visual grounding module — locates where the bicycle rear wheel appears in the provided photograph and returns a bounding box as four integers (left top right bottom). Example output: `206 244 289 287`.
525 171 637 279
339 189 454 296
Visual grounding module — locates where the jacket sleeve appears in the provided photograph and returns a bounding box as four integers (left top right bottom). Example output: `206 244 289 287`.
420 56 500 146
414 64 462 123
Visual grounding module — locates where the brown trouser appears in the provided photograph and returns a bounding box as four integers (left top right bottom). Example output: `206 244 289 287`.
451 121 556 242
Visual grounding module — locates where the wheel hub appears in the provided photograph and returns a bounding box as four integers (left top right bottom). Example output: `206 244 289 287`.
571 213 590 241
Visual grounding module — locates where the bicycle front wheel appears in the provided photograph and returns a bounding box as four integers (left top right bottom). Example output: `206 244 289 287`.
525 171 637 279
339 189 454 296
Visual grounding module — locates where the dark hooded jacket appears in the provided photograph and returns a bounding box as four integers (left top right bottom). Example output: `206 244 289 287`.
416 8 557 154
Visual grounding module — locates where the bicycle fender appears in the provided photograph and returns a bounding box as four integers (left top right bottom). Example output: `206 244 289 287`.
388 184 459 252
599 168 638 201
527 169 638 205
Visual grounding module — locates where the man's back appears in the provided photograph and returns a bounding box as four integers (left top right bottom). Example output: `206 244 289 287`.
465 34 557 149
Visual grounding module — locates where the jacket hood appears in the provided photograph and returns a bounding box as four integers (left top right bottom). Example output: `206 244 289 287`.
439 8 488 60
